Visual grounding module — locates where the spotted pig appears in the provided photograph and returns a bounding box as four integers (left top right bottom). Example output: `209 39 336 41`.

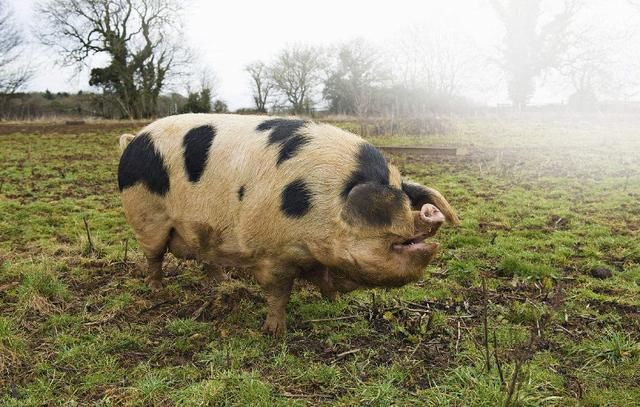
118 114 459 335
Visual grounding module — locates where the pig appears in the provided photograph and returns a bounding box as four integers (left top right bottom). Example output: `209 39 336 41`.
118 114 459 335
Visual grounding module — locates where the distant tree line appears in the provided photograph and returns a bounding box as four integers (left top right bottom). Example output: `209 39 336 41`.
243 39 476 120
0 89 232 120
244 0 640 116
1 0 639 120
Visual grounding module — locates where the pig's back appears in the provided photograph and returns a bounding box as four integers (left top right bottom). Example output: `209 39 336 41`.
129 114 366 255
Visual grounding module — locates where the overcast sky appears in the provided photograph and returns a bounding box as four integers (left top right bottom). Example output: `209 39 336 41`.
9 0 640 109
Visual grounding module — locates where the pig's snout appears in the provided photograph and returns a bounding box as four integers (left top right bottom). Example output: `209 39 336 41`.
415 204 445 237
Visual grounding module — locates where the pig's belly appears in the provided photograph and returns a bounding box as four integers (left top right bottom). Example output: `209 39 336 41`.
164 204 250 267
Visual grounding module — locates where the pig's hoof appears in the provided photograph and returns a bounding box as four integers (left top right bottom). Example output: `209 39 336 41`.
209 272 230 284
204 266 230 284
146 278 163 291
262 316 286 336
321 289 337 302
133 262 146 277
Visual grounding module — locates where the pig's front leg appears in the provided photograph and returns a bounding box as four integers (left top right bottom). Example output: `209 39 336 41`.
299 265 337 301
254 261 296 336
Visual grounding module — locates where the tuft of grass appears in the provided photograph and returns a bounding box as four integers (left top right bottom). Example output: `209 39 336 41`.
78 229 107 258
166 318 211 353
173 379 226 406
498 256 558 280
175 370 293 406
505 301 548 325
131 369 174 405
0 317 26 373
419 355 567 406
15 264 69 313
341 379 402 406
197 335 267 371
581 387 640 407
577 329 640 366
166 318 210 337
447 258 480 284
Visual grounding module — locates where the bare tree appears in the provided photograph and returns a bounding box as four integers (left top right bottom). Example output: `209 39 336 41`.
384 24 478 117
560 25 609 109
246 61 273 113
0 1 32 96
323 39 389 118
565 51 603 107
269 45 325 115
394 25 471 99
39 0 190 119
553 1 640 106
491 0 581 110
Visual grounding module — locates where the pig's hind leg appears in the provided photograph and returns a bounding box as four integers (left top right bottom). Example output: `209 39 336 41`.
299 265 337 301
131 230 170 291
145 254 165 291
129 210 173 291
254 260 297 336
139 225 172 291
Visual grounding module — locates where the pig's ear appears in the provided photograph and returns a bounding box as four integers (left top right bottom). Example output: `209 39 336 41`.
401 181 460 225
341 182 407 227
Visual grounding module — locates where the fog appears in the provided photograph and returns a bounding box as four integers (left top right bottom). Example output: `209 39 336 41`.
4 0 640 111
1 4 640 401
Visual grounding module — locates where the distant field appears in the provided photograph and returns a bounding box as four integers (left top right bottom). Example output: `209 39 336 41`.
0 114 639 406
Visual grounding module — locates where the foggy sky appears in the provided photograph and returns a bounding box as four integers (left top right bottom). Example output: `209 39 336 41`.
9 0 640 109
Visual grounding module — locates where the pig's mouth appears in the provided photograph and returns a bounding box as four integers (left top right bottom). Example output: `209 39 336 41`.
392 204 445 254
391 234 431 252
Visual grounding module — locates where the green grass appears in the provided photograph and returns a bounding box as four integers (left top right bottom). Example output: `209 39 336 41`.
0 114 639 405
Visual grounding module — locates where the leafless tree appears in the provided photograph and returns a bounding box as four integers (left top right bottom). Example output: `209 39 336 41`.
560 23 618 108
394 25 470 98
246 61 273 113
0 1 32 96
491 0 581 110
555 2 640 106
39 0 190 119
383 24 478 117
324 38 389 118
269 45 325 115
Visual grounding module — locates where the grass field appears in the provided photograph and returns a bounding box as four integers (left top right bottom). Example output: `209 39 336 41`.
0 114 639 406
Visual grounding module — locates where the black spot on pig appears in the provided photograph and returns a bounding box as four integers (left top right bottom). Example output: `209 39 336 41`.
342 182 405 226
281 179 312 218
257 119 306 143
256 119 309 166
118 133 170 195
341 143 389 199
183 125 216 182
277 134 310 165
238 185 245 201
